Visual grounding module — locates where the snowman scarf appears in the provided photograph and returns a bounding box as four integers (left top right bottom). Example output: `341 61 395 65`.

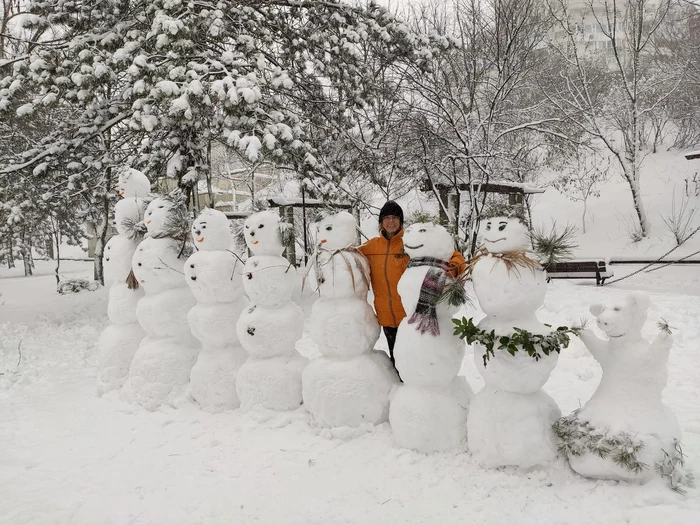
407 257 451 336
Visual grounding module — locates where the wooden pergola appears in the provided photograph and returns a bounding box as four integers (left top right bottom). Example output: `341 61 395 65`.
419 179 546 225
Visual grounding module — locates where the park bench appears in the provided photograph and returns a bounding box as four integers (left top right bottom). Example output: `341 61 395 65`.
544 260 613 286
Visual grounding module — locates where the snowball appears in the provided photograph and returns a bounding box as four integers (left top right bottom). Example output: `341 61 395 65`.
302 351 398 428
236 353 308 412
190 208 231 251
243 210 285 256
402 222 454 262
116 167 150 198
481 216 530 254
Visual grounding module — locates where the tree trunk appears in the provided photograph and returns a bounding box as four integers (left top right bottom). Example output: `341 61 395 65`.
46 237 54 259
93 172 111 284
582 199 588 234
628 175 649 238
7 238 15 268
54 228 61 286
20 227 32 276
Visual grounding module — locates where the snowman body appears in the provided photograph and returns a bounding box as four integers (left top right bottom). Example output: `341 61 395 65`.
121 198 198 410
565 294 681 482
97 189 148 394
389 223 472 453
235 210 308 411
467 217 560 468
185 209 249 412
302 212 398 428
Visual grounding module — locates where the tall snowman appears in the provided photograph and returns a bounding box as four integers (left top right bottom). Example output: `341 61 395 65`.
389 222 472 453
121 193 198 410
465 216 561 468
555 293 685 486
235 210 308 411
185 208 249 412
96 168 150 393
302 211 398 428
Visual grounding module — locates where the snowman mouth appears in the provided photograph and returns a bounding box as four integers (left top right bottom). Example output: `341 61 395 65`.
485 237 506 243
119 191 124 196
196 237 204 243
252 240 259 245
404 244 423 250
608 333 626 338
146 220 151 225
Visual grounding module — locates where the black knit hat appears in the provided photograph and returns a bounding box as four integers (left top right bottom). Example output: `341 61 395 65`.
379 201 404 225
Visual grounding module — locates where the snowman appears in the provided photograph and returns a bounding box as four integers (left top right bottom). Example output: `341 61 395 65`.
121 195 199 410
96 179 149 393
466 216 561 468
235 210 308 411
302 211 399 428
388 222 472 453
555 293 684 485
185 208 249 412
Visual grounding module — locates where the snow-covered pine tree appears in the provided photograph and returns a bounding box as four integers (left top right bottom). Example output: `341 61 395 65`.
1 1 446 279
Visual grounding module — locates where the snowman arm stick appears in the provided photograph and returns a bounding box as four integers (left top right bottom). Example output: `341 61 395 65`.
578 329 608 363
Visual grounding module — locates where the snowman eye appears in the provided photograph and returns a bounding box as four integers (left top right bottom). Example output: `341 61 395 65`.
245 225 249 229
325 226 332 231
258 224 264 229
498 224 506 231
419 229 426 233
486 224 491 231
158 205 164 209
614 307 620 311
201 225 206 229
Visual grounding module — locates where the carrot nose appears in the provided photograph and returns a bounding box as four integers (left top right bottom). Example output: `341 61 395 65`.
320 239 327 243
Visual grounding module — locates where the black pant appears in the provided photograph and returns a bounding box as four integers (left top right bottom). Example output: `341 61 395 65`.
382 326 398 364
382 326 402 382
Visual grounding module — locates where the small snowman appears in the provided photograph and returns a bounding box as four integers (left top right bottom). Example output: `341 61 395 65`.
556 293 685 485
235 210 308 411
388 222 472 453
96 174 149 393
185 209 249 412
121 194 199 410
465 216 561 468
302 211 399 428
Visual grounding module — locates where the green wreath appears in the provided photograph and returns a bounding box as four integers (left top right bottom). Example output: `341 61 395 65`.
452 317 581 366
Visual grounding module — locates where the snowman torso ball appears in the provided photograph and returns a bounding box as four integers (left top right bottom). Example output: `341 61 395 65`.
116 167 150 198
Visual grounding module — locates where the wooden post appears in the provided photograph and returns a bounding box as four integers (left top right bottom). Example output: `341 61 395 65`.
438 186 450 225
279 205 297 266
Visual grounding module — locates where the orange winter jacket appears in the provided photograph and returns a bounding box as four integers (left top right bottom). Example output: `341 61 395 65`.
358 229 466 328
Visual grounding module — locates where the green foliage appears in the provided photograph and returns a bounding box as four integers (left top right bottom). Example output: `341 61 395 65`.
553 410 648 475
655 440 695 495
452 317 580 367
438 279 471 308
530 222 579 267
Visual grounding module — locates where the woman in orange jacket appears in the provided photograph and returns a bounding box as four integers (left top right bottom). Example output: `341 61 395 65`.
357 201 465 366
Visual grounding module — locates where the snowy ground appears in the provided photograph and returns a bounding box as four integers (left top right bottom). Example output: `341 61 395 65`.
1 260 699 525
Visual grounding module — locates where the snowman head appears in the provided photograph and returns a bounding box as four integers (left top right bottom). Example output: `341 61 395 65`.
191 208 232 251
482 216 530 254
114 198 143 236
403 222 454 261
316 211 356 251
244 210 286 256
144 197 175 234
589 292 650 340
115 167 150 198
